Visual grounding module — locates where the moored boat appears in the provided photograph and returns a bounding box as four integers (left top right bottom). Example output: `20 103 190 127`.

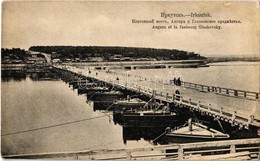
74 82 99 89
113 108 180 128
77 86 109 95
93 97 146 111
165 119 229 143
87 91 125 101
113 98 146 111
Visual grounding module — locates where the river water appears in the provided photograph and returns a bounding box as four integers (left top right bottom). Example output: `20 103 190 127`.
127 61 260 92
1 61 260 155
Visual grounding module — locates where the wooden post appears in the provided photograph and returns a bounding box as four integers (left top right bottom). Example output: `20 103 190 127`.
230 145 236 153
256 93 259 99
198 101 201 109
126 151 132 160
234 90 238 96
232 111 237 121
244 92 246 97
73 154 79 160
248 115 254 123
220 107 223 114
178 145 184 160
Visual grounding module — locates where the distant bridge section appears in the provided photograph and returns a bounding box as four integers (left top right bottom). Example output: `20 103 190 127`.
62 60 208 70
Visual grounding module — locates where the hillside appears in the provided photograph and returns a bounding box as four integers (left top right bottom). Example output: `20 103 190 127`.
29 46 206 61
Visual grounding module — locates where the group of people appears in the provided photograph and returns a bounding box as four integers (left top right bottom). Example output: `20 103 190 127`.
172 77 182 86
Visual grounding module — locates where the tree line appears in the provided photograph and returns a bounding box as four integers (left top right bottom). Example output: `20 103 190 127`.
29 46 206 61
2 48 28 60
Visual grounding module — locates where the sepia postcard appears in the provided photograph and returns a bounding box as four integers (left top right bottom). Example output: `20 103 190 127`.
1 0 260 160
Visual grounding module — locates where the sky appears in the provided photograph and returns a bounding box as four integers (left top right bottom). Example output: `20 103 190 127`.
2 1 259 57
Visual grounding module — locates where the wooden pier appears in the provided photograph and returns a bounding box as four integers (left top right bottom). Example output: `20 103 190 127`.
4 138 260 160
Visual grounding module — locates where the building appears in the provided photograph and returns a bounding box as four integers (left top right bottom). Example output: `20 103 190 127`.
52 58 61 63
87 57 104 62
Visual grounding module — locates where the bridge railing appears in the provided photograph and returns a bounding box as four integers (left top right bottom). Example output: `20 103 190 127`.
107 70 259 101
181 81 260 100
120 81 258 129
55 66 260 128
4 138 260 160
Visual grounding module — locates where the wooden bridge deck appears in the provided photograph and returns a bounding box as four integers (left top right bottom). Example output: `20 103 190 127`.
54 65 260 128
4 138 260 160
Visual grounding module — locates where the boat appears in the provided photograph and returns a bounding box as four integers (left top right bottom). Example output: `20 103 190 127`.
69 79 88 86
113 98 147 111
77 86 109 95
87 91 125 101
72 81 99 89
165 119 229 143
113 106 180 128
93 97 146 111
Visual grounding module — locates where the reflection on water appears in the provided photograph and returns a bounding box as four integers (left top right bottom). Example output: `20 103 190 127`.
1 69 60 82
1 70 27 82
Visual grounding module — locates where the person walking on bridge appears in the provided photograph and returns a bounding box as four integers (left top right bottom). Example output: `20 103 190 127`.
176 77 181 86
175 89 180 101
173 77 176 85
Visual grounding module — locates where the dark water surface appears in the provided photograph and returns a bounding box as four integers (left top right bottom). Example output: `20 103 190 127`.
1 75 150 155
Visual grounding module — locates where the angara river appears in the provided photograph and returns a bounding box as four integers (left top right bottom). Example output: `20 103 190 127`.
1 61 259 155
127 61 260 92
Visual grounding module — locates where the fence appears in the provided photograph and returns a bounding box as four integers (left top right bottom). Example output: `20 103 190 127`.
4 138 260 160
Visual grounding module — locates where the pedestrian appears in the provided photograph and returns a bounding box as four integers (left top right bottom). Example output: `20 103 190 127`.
177 77 181 86
175 89 180 101
173 77 176 85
